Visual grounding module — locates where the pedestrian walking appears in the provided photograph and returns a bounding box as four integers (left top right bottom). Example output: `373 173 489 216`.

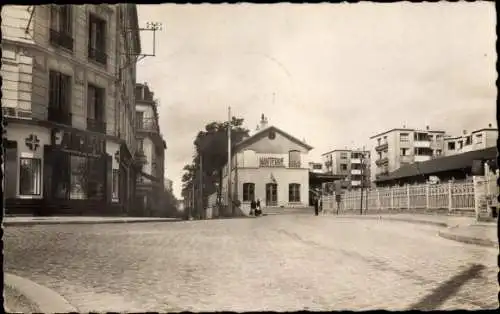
256 198 262 216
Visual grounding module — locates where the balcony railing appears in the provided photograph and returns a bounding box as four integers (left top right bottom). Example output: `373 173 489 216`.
3 107 32 119
88 47 107 65
136 118 159 133
87 118 106 133
288 160 301 168
375 157 388 166
49 29 74 51
375 142 388 151
48 107 72 125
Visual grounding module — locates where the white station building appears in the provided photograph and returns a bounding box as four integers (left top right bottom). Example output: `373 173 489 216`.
222 114 313 209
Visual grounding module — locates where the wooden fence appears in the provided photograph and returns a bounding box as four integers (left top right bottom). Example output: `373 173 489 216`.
321 181 476 215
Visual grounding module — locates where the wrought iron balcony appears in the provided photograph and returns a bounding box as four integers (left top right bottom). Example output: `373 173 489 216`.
375 157 389 166
49 28 74 51
136 118 159 133
288 160 301 168
86 118 106 133
375 142 388 152
88 47 107 65
48 107 72 125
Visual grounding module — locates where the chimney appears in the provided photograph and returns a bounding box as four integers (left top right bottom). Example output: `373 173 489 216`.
488 123 492 128
259 113 268 129
463 130 467 135
426 125 429 130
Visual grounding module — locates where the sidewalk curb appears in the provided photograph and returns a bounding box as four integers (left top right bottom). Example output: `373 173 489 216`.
437 230 498 248
3 218 182 227
331 215 449 228
4 273 77 313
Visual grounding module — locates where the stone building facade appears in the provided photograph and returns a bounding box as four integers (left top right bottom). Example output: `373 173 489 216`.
2 4 141 215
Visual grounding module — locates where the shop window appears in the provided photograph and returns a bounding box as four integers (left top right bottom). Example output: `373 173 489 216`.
112 169 119 201
69 155 104 200
19 158 42 196
70 155 87 199
242 183 255 202
289 183 301 202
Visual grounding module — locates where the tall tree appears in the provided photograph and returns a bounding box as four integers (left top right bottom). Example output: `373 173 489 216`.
181 116 249 207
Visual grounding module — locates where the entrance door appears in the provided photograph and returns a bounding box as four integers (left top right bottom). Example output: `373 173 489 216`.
265 183 278 206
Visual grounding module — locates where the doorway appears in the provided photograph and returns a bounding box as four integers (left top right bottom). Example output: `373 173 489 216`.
265 183 278 206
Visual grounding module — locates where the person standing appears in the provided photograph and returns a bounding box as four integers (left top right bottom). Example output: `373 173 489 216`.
314 196 319 216
256 198 262 216
250 199 256 216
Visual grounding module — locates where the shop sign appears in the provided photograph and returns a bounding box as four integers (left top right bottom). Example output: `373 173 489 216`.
52 128 105 157
259 157 284 168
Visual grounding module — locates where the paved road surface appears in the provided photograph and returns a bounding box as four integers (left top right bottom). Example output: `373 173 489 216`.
4 215 498 312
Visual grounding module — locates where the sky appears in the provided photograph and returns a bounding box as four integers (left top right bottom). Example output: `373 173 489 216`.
136 2 497 199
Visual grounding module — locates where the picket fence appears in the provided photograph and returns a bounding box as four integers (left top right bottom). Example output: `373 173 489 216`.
321 181 476 214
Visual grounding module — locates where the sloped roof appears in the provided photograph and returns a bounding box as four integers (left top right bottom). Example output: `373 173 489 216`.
234 125 313 152
376 146 498 182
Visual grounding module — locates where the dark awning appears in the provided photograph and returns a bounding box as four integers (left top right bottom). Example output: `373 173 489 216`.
376 146 497 183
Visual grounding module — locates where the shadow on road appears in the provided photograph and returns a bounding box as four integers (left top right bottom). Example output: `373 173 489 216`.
409 263 486 310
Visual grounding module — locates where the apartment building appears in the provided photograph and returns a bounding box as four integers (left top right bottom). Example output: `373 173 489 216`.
2 4 141 215
443 124 497 156
321 149 371 189
135 83 167 216
370 126 446 180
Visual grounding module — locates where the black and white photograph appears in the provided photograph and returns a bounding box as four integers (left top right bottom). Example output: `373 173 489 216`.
1 2 498 312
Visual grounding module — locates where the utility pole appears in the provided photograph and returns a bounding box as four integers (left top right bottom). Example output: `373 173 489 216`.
360 146 365 215
190 183 195 220
227 106 233 216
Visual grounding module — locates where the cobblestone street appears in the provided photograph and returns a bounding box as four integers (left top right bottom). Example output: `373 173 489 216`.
4 216 498 312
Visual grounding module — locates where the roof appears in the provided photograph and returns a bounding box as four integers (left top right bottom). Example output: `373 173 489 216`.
376 146 498 182
370 128 446 139
322 149 369 156
234 125 313 152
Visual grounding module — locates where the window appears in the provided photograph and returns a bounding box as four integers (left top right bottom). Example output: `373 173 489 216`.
49 70 72 124
476 134 483 144
88 14 107 65
288 150 301 168
50 5 73 50
136 111 144 129
112 169 119 201
465 136 472 146
435 149 442 156
340 152 348 159
340 164 348 171
377 138 381 146
87 84 106 132
19 158 41 196
458 141 463 149
448 142 455 150
400 148 408 156
313 164 322 170
70 155 87 199
242 183 255 202
289 183 300 202
69 155 104 200
400 133 409 142
137 139 144 153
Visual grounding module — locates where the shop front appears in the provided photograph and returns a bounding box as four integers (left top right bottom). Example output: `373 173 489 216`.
42 127 112 215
